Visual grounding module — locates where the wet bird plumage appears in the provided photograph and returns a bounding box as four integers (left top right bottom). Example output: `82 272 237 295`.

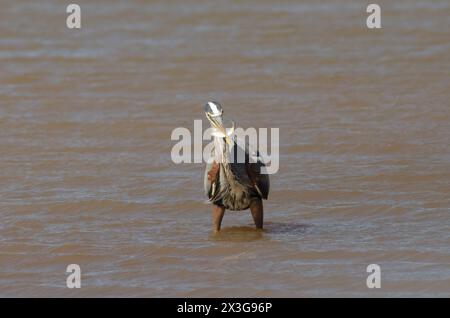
203 102 269 211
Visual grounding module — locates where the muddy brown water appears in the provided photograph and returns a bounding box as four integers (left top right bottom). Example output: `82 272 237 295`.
0 0 449 297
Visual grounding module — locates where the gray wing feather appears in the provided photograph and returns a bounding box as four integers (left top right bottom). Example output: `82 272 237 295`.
258 165 270 199
236 140 270 200
246 159 270 199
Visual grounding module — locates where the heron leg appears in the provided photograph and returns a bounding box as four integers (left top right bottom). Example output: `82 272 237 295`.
250 199 264 229
212 204 226 232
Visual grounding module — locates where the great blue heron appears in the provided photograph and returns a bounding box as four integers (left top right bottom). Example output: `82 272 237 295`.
203 101 270 232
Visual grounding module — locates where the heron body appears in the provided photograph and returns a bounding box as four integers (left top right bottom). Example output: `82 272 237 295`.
203 101 270 231
204 146 268 210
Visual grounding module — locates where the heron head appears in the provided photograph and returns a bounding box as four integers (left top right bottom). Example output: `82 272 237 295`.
204 101 234 145
204 101 223 126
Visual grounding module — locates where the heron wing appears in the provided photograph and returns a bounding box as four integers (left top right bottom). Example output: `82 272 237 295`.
204 162 213 198
204 161 219 199
232 139 270 200
246 160 270 199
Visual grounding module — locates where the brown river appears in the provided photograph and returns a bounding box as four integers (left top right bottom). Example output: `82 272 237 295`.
0 0 449 297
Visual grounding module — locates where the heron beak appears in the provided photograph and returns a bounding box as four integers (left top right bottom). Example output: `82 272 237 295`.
221 121 235 145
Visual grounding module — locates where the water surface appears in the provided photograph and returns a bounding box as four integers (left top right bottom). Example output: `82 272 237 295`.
0 0 449 297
